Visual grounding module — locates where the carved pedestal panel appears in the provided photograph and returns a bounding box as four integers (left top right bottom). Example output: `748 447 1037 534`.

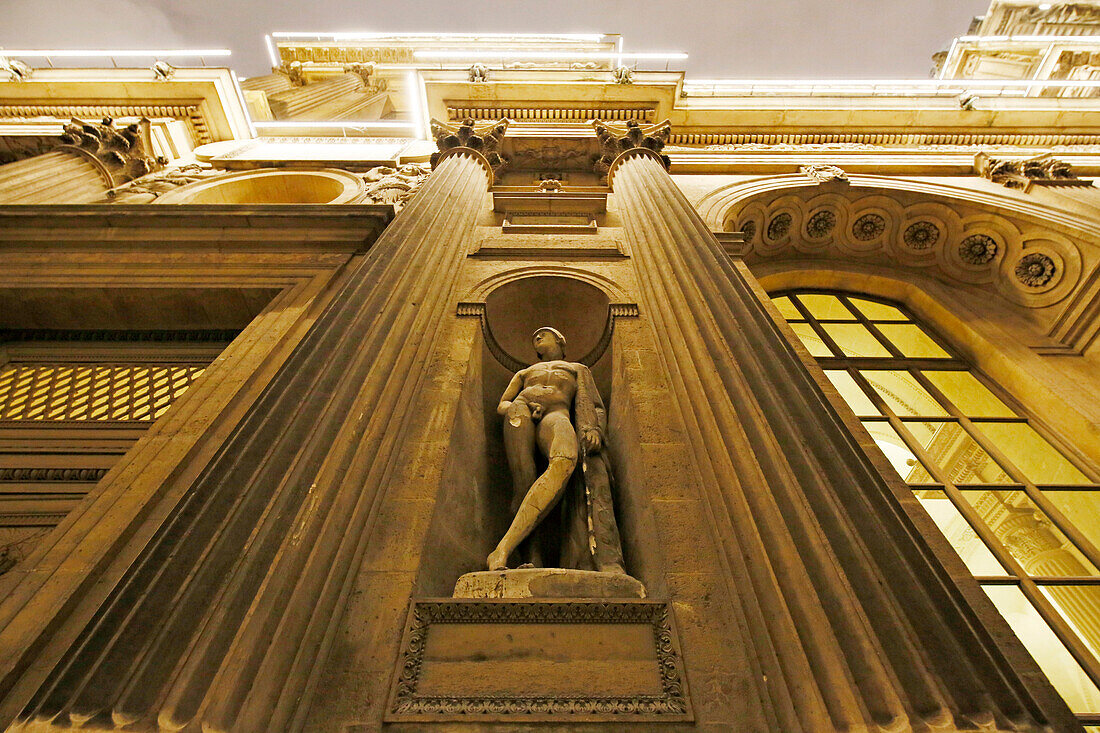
386 600 692 723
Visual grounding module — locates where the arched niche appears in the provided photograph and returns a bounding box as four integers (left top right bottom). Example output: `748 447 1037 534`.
415 275 625 596
153 168 364 205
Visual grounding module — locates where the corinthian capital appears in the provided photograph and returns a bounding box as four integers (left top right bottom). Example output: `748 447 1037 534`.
975 151 1090 191
429 117 508 175
59 117 167 185
591 119 671 178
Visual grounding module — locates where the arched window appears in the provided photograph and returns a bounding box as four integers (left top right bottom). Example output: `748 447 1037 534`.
772 289 1100 725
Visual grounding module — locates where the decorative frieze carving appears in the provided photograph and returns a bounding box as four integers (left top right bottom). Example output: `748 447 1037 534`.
60 117 167 186
975 151 1092 191
0 57 31 82
799 164 848 184
468 63 489 83
359 163 432 210
105 163 215 203
0 468 108 482
151 61 175 81
592 119 671 177
612 65 634 84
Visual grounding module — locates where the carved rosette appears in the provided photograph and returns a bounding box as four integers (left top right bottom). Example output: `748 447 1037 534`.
806 209 836 238
852 213 885 241
1015 252 1057 287
902 221 940 250
592 119 671 179
59 117 167 186
430 117 508 177
959 234 997 265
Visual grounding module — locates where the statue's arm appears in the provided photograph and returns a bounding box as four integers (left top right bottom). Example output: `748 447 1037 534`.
574 363 605 453
496 371 525 415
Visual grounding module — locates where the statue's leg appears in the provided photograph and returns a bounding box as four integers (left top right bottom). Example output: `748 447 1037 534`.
501 400 540 567
502 401 537 513
487 412 577 571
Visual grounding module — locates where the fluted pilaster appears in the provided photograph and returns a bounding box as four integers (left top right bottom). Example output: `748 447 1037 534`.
0 150 110 204
609 148 1080 732
8 150 492 732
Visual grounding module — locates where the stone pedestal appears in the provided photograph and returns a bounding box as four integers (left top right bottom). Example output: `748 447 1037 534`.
454 567 647 599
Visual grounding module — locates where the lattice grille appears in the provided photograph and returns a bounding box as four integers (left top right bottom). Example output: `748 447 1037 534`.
0 364 205 421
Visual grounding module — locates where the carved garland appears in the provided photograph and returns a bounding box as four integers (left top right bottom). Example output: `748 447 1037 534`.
389 601 690 718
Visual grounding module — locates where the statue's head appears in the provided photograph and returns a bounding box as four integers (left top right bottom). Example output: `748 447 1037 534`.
532 327 566 361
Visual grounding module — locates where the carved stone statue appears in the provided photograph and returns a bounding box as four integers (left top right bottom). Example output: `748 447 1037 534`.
488 327 627 576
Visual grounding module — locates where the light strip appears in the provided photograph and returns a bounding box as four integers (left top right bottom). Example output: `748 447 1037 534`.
955 34 1100 43
413 50 686 60
253 120 418 129
406 70 430 141
271 32 605 40
0 49 231 57
684 78 1100 88
264 34 279 68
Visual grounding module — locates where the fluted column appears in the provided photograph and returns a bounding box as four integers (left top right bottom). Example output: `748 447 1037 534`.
607 142 1080 732
8 147 494 732
0 150 110 204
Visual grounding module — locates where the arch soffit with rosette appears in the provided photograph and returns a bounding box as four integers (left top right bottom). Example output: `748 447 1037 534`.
696 174 1100 315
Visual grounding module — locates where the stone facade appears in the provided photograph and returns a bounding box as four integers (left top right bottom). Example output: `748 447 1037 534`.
0 4 1099 732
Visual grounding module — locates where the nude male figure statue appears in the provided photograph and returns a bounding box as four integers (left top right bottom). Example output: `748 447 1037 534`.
488 327 603 571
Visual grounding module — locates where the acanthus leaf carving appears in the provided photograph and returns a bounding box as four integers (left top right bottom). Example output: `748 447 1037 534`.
592 119 671 178
799 164 849 185
359 163 432 210
430 117 508 176
975 151 1091 191
60 116 168 186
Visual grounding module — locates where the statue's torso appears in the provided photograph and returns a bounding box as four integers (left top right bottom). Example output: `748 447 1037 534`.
518 360 578 415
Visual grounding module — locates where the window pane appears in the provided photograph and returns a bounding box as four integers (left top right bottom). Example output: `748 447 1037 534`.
1039 585 1100 660
921 371 1016 417
1042 492 1100 560
960 490 1098 576
771 296 803 320
875 324 952 358
788 322 834 357
902 421 1013 484
861 370 949 417
976 423 1092 485
820 323 891 357
914 490 1009 575
823 370 880 416
797 293 855 320
984 584 1100 713
848 297 909 321
861 420 935 483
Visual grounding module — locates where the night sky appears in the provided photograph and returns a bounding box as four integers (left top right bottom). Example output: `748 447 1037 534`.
2 0 990 79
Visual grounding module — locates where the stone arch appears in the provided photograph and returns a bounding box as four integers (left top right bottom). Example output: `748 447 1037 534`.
154 167 364 205
697 174 1100 311
465 265 631 304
